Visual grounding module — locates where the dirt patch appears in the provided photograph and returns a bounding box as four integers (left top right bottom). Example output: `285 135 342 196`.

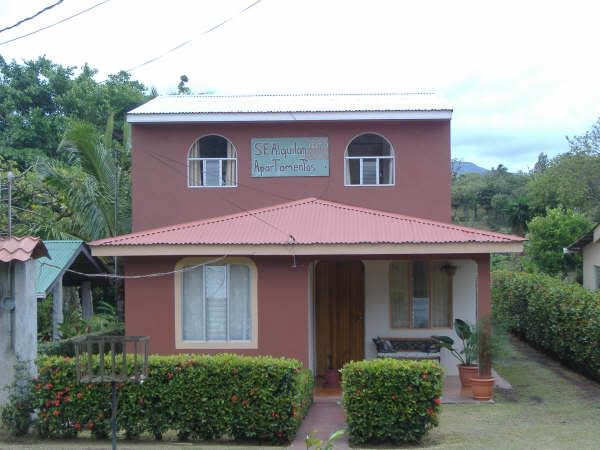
528 395 544 404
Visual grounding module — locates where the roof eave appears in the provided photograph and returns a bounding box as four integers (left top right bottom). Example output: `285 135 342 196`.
126 110 453 124
91 241 524 257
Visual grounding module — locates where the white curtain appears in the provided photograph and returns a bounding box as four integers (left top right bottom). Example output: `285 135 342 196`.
182 264 250 341
390 261 410 328
228 265 250 340
182 267 204 340
188 142 201 186
431 262 451 327
225 142 236 186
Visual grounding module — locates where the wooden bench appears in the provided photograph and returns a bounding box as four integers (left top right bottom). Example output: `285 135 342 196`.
373 337 441 362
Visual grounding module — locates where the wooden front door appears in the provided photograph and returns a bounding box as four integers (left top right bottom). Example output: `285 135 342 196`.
315 261 365 377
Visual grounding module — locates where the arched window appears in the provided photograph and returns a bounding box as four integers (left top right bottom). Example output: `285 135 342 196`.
188 135 237 187
344 133 394 186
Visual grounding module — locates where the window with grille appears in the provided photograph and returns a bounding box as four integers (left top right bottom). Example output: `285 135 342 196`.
390 261 452 329
345 133 394 186
181 264 251 342
188 135 237 187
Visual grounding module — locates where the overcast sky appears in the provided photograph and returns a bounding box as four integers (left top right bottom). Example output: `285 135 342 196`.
2 0 599 171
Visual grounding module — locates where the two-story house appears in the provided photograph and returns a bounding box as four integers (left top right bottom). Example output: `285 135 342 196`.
89 93 525 377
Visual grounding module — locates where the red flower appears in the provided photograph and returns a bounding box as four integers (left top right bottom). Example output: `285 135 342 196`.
65 386 70 392
77 392 82 399
87 422 94 429
272 412 280 418
139 398 144 405
45 383 53 390
242 400 248 406
391 395 397 400
88 384 93 389
64 395 71 401
45 401 51 407
168 372 173 379
34 384 42 390
277 432 283 438
98 412 104 419
232 369 238 374
73 423 81 429
293 411 298 417
433 398 441 405
231 395 238 402
426 408 434 415
53 410 60 416
53 399 60 406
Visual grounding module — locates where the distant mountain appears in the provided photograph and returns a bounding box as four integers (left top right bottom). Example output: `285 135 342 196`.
453 161 488 175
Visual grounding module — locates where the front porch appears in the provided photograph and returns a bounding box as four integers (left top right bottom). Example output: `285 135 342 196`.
313 369 512 404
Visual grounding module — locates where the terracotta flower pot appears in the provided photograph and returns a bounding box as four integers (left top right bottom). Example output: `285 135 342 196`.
325 369 339 388
471 375 495 400
457 364 478 387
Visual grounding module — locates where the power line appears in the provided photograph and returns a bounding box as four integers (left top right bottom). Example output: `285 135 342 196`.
0 0 111 47
123 0 264 74
0 0 65 34
39 255 227 280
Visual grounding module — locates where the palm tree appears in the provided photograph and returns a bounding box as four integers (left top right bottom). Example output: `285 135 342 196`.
42 117 131 320
43 118 131 241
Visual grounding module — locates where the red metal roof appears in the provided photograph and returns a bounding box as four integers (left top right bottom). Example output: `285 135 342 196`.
0 236 49 262
90 198 525 247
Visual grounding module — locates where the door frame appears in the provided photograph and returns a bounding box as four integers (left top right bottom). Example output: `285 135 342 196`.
311 260 365 378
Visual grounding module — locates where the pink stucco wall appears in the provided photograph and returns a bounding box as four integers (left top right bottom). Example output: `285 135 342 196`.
123 255 310 366
130 120 451 232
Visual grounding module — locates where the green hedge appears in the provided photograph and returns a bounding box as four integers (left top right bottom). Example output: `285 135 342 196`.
492 270 600 380
14 353 312 443
341 359 443 444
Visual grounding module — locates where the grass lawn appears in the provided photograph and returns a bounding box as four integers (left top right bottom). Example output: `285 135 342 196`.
2 337 600 449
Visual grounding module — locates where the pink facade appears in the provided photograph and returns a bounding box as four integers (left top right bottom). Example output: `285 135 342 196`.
130 120 451 232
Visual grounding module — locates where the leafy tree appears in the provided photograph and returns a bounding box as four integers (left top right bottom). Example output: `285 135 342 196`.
528 118 600 221
177 74 192 95
525 207 592 276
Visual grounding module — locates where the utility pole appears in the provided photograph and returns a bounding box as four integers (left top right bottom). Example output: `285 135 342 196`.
7 171 13 238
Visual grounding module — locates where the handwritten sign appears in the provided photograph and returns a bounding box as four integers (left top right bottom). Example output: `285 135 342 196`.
251 137 329 177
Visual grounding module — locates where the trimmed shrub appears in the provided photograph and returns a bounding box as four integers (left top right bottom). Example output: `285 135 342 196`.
10 353 312 443
341 359 443 444
492 270 600 380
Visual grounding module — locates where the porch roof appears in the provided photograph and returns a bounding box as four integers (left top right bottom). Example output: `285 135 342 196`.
89 198 525 256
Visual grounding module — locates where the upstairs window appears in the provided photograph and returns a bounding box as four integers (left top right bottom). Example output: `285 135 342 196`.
344 133 394 185
188 135 237 187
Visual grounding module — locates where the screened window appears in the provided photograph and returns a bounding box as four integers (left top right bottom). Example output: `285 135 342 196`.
345 133 394 185
390 261 452 328
188 135 237 187
182 264 251 342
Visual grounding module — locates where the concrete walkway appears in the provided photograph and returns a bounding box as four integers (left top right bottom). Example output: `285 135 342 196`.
289 396 348 449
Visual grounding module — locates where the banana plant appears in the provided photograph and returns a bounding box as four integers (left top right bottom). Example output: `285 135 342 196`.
432 318 477 366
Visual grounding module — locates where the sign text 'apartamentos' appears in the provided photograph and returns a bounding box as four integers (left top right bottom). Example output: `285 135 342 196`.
251 137 329 177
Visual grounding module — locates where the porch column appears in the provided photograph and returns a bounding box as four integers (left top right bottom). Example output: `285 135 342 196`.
52 275 64 341
13 260 37 378
81 281 93 321
476 254 491 319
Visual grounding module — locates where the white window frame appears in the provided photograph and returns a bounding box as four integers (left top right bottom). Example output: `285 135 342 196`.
174 257 258 349
344 132 395 187
187 135 238 188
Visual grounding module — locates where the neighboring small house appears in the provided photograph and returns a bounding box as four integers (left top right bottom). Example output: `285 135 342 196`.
88 92 525 377
0 236 48 404
567 224 600 290
35 240 109 340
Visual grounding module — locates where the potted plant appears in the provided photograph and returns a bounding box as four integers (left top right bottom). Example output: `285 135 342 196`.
324 354 339 388
432 318 477 387
470 316 509 400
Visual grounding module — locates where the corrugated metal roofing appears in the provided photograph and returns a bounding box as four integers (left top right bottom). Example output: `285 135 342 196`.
89 198 525 247
128 92 451 115
35 240 84 297
0 236 49 262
